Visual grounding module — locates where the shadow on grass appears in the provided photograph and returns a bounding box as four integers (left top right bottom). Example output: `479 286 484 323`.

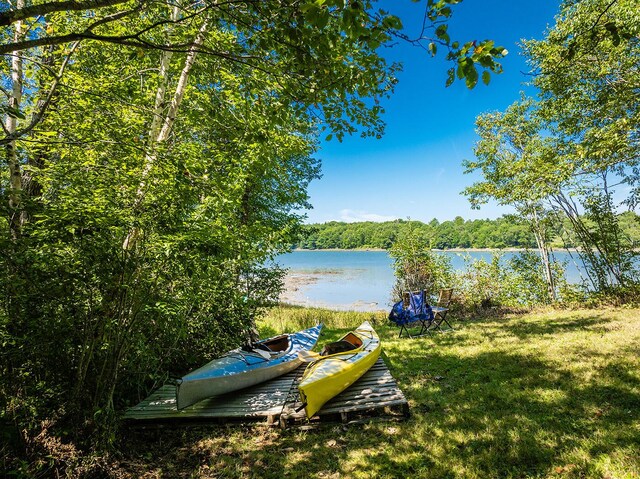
491 313 615 340
384 345 639 477
117 315 639 479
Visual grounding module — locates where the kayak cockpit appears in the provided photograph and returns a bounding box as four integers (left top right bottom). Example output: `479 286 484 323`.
241 334 291 358
258 334 290 352
176 325 323 410
320 332 363 356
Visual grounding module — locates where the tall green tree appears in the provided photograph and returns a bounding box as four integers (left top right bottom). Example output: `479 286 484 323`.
465 0 640 294
524 0 640 289
464 100 560 301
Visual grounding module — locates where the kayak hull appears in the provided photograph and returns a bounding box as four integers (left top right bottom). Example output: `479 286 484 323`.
298 321 381 418
176 324 322 410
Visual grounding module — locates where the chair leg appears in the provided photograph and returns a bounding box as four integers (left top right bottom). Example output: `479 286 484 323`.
425 320 435 335
434 314 453 332
418 320 433 337
441 318 454 330
399 324 413 338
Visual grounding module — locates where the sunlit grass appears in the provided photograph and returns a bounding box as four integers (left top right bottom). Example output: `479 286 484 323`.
258 303 387 331
120 307 640 478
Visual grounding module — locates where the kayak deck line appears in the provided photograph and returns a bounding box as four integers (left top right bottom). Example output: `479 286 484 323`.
124 358 408 427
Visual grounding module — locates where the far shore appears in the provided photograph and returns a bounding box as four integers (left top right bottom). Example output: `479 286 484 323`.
293 247 582 253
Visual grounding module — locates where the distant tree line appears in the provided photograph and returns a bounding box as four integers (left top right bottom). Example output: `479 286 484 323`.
297 213 640 251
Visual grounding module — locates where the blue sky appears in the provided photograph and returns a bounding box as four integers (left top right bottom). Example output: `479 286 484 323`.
304 1 560 224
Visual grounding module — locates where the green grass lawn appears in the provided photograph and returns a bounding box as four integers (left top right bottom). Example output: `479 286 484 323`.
120 307 640 478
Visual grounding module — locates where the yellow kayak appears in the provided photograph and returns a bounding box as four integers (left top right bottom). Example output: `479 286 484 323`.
297 321 381 418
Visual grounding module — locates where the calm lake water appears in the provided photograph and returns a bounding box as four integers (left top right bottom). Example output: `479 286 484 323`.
276 250 587 312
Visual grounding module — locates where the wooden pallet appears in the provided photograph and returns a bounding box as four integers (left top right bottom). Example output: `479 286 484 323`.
124 369 298 425
280 358 409 425
124 358 408 426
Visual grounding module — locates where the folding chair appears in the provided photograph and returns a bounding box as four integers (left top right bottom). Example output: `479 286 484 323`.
432 288 454 332
388 290 434 338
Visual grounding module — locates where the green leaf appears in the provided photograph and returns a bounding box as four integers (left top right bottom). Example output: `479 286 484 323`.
382 15 403 30
478 55 494 68
428 42 437 56
435 24 449 43
482 70 491 86
564 43 576 60
316 9 330 29
611 33 621 46
446 67 455 87
604 21 617 35
464 63 478 89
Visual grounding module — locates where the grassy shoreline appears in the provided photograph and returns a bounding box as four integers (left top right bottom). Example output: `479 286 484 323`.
114 305 640 478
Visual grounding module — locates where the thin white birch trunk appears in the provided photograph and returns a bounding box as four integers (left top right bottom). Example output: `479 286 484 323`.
142 17 209 181
155 19 209 143
531 208 556 302
146 5 179 148
123 17 209 249
5 0 25 239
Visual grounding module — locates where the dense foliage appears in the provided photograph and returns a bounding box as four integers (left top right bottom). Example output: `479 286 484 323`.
387 224 572 310
0 0 512 471
465 0 640 294
388 223 455 300
297 212 640 250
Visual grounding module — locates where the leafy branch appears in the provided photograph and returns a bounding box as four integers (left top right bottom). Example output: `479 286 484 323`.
0 42 80 146
0 0 135 27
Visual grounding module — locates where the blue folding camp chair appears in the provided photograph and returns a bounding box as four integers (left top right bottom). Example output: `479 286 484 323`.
388 290 434 338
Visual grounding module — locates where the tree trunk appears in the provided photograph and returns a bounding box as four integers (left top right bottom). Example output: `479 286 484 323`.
136 17 209 201
551 192 625 289
123 16 209 249
5 0 25 239
98 9 211 424
146 6 179 149
530 208 557 303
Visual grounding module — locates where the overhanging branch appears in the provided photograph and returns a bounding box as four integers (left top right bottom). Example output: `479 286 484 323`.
0 2 224 54
0 0 136 27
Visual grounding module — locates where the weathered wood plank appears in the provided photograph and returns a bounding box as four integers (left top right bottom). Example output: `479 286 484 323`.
124 370 298 421
320 398 409 413
326 388 406 401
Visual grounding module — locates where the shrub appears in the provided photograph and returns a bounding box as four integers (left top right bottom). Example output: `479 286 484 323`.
389 225 454 300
